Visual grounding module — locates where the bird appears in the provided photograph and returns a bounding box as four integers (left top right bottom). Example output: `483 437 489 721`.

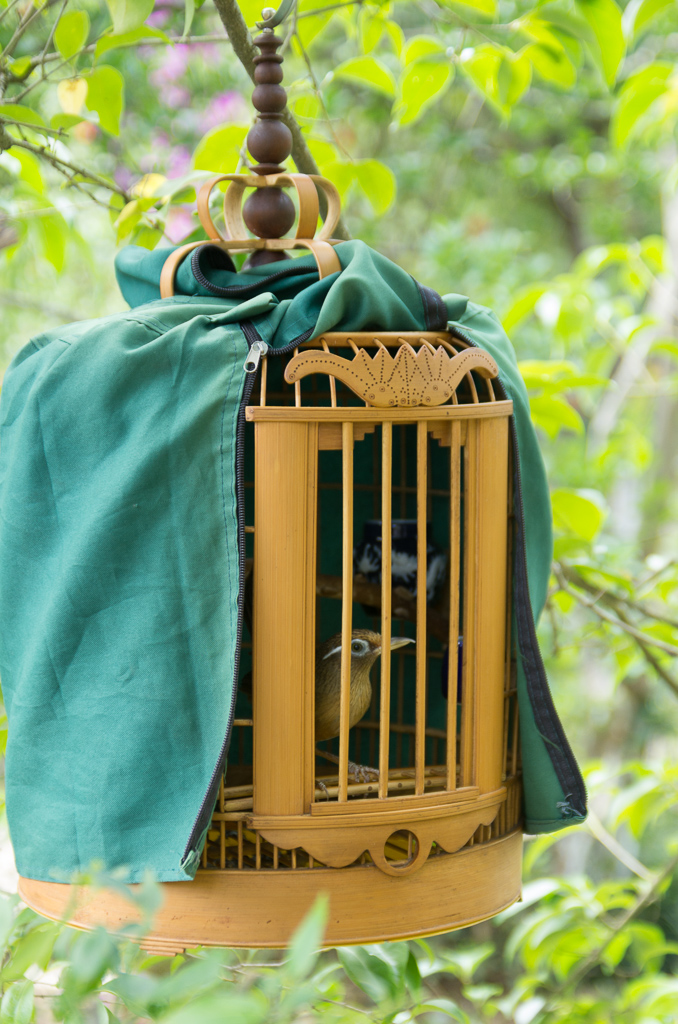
315 629 413 741
239 628 415 781
314 628 415 783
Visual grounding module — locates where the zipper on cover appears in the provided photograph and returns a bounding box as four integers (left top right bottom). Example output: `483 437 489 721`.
181 322 263 867
182 321 317 866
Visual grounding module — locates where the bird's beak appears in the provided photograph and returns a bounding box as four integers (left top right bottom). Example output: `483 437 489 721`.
383 637 415 653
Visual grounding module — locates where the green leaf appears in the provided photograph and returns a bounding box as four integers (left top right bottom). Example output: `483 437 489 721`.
530 393 583 438
183 0 195 36
337 946 399 1002
287 893 329 980
192 123 248 173
524 41 576 87
332 57 396 97
160 993 269 1024
354 159 396 215
69 928 119 990
7 147 43 192
404 36 445 64
8 56 32 78
0 103 45 128
0 980 34 1024
397 60 453 125
95 25 170 57
441 944 494 984
413 999 469 1021
55 9 90 60
131 224 163 249
623 0 674 38
0 896 19 953
405 950 422 998
439 0 497 16
35 208 68 271
105 0 154 34
552 489 606 541
50 112 86 131
497 51 532 109
611 62 673 148
295 0 335 49
575 0 625 86
461 45 515 114
2 923 58 982
85 65 124 134
503 284 548 331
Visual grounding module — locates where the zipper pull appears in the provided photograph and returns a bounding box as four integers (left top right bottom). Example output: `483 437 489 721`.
244 341 268 373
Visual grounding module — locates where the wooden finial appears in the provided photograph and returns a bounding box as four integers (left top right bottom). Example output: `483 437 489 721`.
243 24 294 264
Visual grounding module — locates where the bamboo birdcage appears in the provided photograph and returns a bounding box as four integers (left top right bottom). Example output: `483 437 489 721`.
18 16 523 951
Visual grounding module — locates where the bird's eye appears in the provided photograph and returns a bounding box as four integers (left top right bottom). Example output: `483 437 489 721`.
351 639 366 654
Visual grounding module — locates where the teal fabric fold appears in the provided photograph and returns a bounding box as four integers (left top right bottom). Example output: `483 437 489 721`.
0 240 585 883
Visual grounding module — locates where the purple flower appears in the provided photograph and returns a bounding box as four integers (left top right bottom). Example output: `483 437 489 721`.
167 145 191 178
150 44 190 86
200 90 248 132
165 207 195 243
146 9 170 26
114 165 135 190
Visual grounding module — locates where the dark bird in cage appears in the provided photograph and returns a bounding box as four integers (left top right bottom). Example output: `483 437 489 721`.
240 627 414 780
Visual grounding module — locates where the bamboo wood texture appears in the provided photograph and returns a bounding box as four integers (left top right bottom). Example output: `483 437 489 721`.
284 345 498 409
247 403 513 422
472 417 510 793
446 420 462 791
415 422 427 795
253 421 317 815
339 422 354 803
159 171 342 296
379 423 392 799
18 830 522 951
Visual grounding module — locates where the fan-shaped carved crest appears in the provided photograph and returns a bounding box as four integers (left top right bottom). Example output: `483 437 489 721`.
284 343 499 408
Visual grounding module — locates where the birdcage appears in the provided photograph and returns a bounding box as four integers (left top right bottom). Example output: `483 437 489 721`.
16 15 524 951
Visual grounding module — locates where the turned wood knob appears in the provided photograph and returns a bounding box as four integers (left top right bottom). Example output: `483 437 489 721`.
243 188 295 237
242 22 295 263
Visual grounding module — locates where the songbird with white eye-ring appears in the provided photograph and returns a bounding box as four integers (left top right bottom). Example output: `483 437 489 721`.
315 628 415 781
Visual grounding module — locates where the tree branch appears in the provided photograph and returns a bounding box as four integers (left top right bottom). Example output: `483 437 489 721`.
553 563 678 661
1 133 129 200
542 851 678 1006
211 0 351 240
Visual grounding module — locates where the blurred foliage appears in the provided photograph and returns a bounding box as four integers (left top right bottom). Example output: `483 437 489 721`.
2 0 678 1019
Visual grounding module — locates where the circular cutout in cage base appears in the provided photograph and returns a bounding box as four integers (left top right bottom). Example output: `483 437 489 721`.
18 830 522 953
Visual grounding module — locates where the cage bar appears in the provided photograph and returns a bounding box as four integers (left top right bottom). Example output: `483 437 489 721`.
379 423 393 799
415 421 428 795
338 421 354 802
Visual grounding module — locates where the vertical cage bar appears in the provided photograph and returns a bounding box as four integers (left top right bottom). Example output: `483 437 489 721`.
446 420 462 791
253 422 317 816
294 349 301 407
219 820 226 869
379 423 393 798
396 636 405 767
502 446 514 780
415 421 428 795
473 416 509 795
460 423 478 787
339 421 354 802
237 820 243 870
259 357 267 406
